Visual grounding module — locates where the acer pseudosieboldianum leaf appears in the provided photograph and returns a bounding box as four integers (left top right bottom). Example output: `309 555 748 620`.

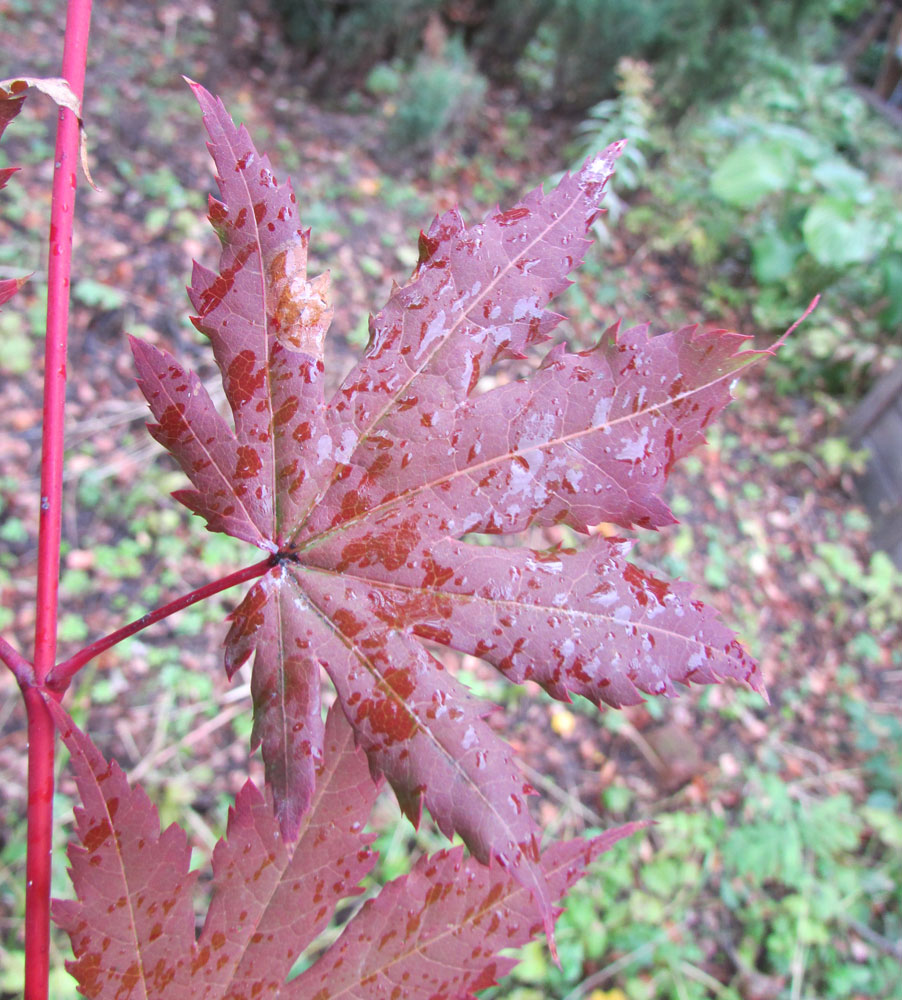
52 699 377 999
51 698 644 999
130 83 766 925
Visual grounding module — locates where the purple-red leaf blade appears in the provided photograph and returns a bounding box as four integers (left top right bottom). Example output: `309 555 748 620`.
305 534 762 707
288 821 646 1000
302 323 753 551
49 700 197 999
130 336 271 548
223 566 325 838
191 705 378 999
53 701 380 1000
131 85 768 921
0 273 27 306
133 82 333 548
187 81 332 544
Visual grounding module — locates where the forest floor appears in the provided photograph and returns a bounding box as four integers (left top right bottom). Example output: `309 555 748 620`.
1 3 900 999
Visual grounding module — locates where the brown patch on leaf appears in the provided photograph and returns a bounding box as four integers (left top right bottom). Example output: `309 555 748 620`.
266 240 332 358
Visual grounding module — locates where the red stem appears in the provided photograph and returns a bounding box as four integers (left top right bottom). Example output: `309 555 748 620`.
34 2 92 686
48 557 274 692
22 687 59 1000
0 635 34 687
25 3 92 999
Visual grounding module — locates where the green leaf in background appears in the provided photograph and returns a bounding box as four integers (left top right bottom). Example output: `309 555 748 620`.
802 196 884 267
752 227 800 283
710 140 796 208
759 122 825 163
512 939 552 984
72 277 127 310
811 158 869 200
881 255 902 326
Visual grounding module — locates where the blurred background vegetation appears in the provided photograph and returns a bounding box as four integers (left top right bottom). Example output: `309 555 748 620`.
257 0 902 400
1 1 901 998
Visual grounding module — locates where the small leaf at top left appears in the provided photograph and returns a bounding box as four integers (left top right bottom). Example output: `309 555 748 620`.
0 85 28 304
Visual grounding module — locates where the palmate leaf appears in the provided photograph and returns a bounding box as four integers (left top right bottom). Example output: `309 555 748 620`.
51 700 379 1000
51 698 643 999
131 84 766 925
287 825 643 1000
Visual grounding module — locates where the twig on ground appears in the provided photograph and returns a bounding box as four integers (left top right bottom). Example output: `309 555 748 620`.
515 757 607 829
560 929 674 1000
128 699 247 783
841 915 902 959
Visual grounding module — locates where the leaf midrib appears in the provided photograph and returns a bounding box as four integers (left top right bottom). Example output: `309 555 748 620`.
218 120 278 543
301 560 738 665
287 571 539 882
290 167 607 545
297 354 748 554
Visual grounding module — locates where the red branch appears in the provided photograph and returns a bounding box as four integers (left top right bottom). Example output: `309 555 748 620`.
0 635 34 687
24 3 92 999
48 557 274 692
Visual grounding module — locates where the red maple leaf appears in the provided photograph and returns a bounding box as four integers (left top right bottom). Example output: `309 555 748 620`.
131 84 765 927
51 699 643 999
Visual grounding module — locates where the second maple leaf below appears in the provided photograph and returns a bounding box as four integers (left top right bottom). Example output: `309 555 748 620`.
51 699 645 999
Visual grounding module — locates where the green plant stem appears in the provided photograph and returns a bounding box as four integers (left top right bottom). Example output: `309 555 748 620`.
47 557 274 692
25 3 92 998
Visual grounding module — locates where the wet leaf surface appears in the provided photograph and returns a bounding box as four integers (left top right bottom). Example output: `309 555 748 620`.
130 86 765 929
51 699 642 999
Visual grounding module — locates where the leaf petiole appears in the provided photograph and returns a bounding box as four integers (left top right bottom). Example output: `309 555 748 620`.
47 556 273 692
